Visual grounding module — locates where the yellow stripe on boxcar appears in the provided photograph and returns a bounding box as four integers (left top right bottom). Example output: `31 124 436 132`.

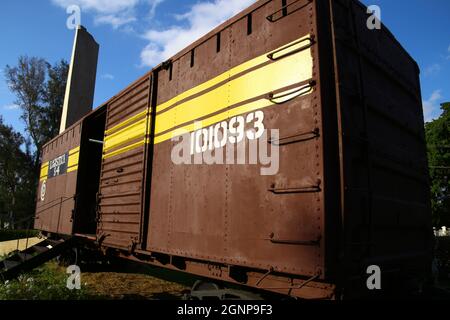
39 162 49 181
154 35 314 144
102 110 150 159
102 35 314 157
67 146 80 173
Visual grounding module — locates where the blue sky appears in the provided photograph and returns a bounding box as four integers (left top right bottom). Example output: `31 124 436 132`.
0 0 449 135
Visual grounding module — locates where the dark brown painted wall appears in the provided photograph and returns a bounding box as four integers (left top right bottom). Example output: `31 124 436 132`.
147 0 325 278
35 122 82 235
329 0 432 291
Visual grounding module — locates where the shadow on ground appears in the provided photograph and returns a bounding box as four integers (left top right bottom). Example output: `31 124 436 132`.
78 258 195 300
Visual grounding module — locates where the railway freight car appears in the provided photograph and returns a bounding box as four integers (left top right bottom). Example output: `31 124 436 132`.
30 0 431 299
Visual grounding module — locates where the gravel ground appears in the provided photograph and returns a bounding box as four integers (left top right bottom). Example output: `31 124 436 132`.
81 271 189 299
76 259 193 300
1 238 191 300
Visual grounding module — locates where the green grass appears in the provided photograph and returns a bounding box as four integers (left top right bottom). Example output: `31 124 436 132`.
0 260 189 300
0 262 91 300
0 229 39 242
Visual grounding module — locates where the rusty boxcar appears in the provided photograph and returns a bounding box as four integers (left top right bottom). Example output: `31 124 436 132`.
33 0 432 299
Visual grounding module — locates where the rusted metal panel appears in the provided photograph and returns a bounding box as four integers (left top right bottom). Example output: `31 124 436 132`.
147 53 186 252
97 76 151 250
125 250 336 299
147 27 234 258
147 0 325 278
140 0 430 296
35 106 107 236
35 122 82 235
329 0 432 288
224 0 323 276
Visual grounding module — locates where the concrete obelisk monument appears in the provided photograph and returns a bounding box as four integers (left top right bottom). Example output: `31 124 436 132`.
59 25 99 133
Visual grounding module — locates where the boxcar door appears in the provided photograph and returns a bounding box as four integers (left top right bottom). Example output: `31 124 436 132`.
97 75 151 250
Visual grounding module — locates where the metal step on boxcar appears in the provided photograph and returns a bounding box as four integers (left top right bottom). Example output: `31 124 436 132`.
0 237 74 281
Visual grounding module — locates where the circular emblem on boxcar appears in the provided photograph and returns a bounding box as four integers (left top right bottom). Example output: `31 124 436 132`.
40 180 46 201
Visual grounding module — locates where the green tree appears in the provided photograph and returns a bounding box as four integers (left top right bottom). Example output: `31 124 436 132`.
0 117 35 227
42 59 70 141
4 56 68 171
2 56 68 227
425 102 450 227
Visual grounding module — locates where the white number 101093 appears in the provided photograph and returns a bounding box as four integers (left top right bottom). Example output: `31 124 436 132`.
190 111 265 155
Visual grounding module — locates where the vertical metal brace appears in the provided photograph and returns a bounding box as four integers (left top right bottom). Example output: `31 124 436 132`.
266 0 314 22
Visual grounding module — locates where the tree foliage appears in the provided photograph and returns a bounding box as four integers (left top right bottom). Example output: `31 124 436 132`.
43 60 70 143
4 56 69 171
1 57 68 227
425 102 450 227
0 117 35 226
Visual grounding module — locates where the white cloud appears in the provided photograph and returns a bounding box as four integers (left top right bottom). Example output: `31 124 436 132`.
94 14 136 29
51 0 164 28
101 73 115 80
423 90 443 122
148 0 164 18
51 0 139 14
140 0 257 67
3 104 19 110
424 63 441 76
51 0 255 66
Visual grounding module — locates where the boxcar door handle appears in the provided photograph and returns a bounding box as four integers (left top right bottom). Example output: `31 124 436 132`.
268 186 321 193
268 179 321 194
266 36 314 61
268 128 320 146
268 233 321 246
267 81 316 105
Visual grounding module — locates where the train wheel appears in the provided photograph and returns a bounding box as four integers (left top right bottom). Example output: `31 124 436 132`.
186 280 263 300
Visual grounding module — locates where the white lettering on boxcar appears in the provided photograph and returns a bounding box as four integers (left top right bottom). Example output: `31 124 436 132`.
49 154 66 170
171 110 279 175
189 110 265 155
40 180 46 202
